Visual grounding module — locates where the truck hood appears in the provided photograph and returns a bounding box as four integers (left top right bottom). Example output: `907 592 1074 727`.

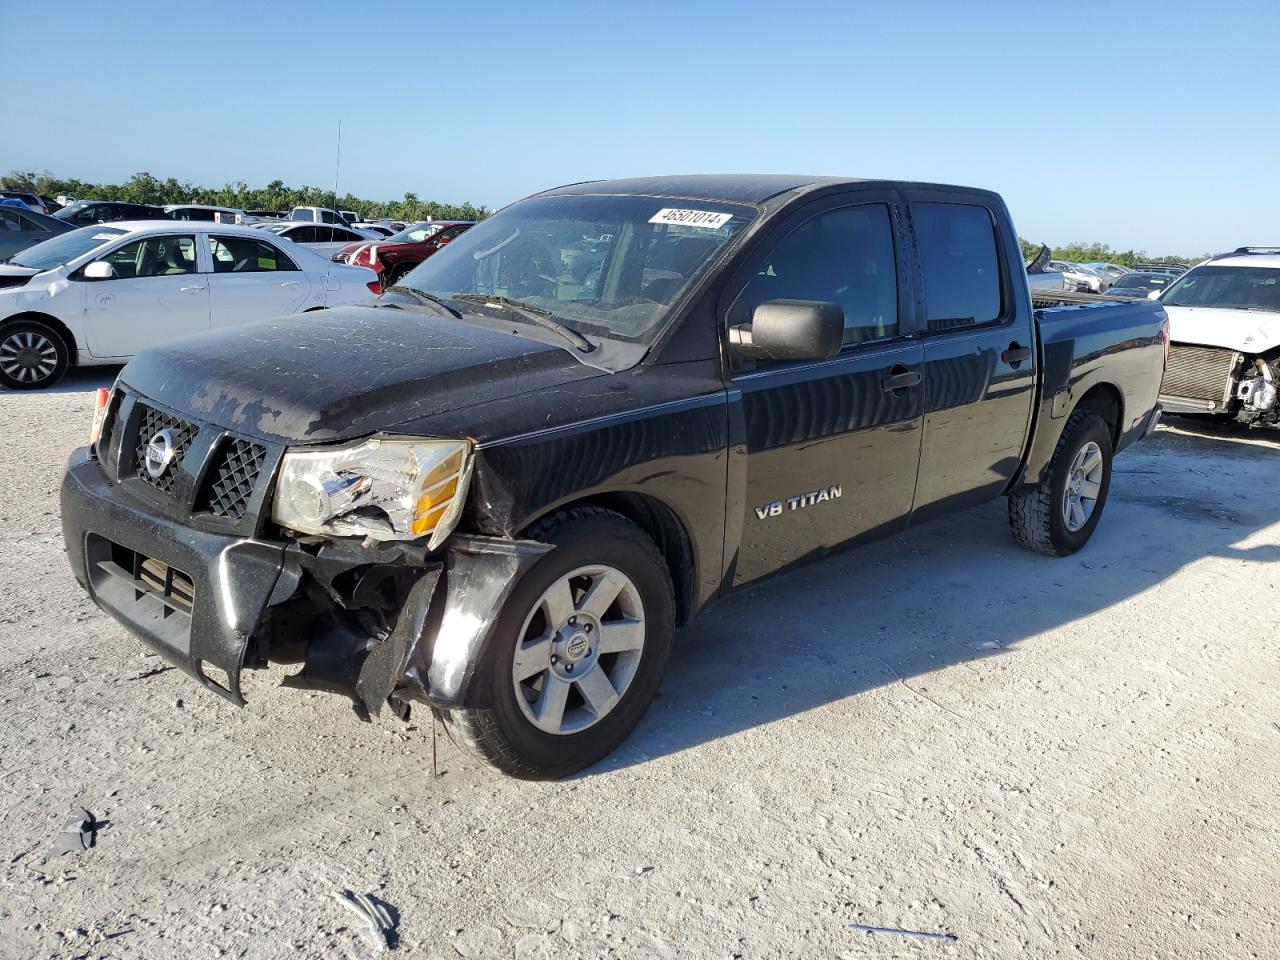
119 304 608 444
1164 304 1280 354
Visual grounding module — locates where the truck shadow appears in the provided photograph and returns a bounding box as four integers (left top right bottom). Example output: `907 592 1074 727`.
1161 412 1279 446
608 425 1279 771
0 365 119 396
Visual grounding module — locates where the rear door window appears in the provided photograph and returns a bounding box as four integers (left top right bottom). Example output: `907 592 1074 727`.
209 235 298 273
912 201 1004 332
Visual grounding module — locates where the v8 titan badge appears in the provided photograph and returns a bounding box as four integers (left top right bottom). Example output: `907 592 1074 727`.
755 485 843 520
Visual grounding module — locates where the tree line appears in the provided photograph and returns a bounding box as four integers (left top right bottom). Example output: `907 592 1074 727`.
1 170 490 223
1018 238 1207 268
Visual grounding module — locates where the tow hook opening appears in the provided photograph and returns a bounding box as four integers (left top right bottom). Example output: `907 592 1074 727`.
258 548 445 721
252 534 552 720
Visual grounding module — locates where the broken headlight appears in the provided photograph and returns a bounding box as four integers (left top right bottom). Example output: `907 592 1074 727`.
272 437 472 549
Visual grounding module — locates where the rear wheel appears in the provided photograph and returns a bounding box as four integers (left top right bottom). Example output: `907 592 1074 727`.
0 320 69 390
441 507 674 779
1008 410 1113 556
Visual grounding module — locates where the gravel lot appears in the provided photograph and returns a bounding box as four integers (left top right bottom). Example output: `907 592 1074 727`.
1 369 1277 960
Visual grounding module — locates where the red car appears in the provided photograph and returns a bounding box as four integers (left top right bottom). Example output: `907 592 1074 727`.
334 220 474 290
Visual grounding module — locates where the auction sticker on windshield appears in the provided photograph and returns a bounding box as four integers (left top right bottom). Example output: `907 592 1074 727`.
648 208 734 230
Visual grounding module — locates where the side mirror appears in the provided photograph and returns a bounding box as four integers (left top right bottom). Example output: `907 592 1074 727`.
730 299 844 362
83 261 115 280
1147 290 1161 300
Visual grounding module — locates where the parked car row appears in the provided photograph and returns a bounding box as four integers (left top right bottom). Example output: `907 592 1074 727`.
0 197 430 262
0 190 65 214
0 221 378 389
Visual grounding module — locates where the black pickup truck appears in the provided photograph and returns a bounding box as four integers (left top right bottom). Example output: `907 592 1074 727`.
62 175 1168 779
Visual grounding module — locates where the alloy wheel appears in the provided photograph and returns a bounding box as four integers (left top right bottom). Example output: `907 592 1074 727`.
1062 440 1104 532
0 330 59 384
512 563 646 735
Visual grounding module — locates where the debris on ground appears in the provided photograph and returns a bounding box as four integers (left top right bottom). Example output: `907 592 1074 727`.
47 808 95 858
333 888 396 952
849 923 958 942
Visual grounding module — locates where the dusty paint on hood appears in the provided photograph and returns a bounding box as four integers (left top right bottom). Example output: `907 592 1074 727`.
118 305 607 444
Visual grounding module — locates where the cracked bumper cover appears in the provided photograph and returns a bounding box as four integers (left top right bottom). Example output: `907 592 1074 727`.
60 448 549 714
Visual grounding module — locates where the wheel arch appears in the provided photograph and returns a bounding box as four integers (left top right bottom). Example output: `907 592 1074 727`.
1 311 79 365
1072 381 1124 448
1013 379 1126 494
518 491 698 627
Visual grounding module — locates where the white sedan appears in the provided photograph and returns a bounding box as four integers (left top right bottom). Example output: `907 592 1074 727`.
256 221 382 258
0 221 378 389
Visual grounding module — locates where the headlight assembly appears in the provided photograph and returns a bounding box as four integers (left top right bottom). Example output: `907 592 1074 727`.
271 437 473 549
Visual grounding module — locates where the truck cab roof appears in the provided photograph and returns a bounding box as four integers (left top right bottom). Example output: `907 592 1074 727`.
537 174 1001 207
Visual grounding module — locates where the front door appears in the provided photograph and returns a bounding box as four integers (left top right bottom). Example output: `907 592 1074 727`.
81 233 209 358
727 194 925 586
206 233 310 327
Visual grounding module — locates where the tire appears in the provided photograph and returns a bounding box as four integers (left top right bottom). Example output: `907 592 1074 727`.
384 263 416 287
441 506 675 779
0 319 69 390
1008 410 1113 557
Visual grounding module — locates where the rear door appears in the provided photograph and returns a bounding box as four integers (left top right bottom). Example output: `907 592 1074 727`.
727 191 925 586
0 208 47 260
904 193 1037 521
206 233 310 328
80 232 209 357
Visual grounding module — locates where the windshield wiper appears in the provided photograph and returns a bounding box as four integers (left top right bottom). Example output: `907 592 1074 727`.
452 294 594 353
383 285 463 319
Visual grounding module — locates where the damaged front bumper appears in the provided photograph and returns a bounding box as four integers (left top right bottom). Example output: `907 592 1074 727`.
61 448 548 717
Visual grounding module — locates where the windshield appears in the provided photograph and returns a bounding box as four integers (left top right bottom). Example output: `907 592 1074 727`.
396 194 756 344
1162 265 1280 312
8 226 126 269
387 221 447 243
53 202 91 220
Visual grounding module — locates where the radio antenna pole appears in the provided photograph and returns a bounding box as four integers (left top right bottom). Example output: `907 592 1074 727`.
323 119 343 292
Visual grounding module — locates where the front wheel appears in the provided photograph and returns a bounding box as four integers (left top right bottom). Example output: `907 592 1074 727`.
1008 410 1114 556
441 507 675 779
383 263 417 288
0 320 69 390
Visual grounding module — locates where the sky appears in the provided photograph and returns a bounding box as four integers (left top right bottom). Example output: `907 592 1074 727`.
7 0 1279 254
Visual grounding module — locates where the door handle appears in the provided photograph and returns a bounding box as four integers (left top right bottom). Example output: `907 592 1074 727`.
1002 343 1032 366
179 285 205 294
280 280 300 288
881 365 922 393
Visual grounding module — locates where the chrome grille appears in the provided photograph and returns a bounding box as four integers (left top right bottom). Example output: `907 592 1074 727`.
133 405 198 495
1162 345 1239 403
199 437 267 520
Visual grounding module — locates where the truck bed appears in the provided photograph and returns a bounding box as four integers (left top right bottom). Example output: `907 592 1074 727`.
1016 295 1167 491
